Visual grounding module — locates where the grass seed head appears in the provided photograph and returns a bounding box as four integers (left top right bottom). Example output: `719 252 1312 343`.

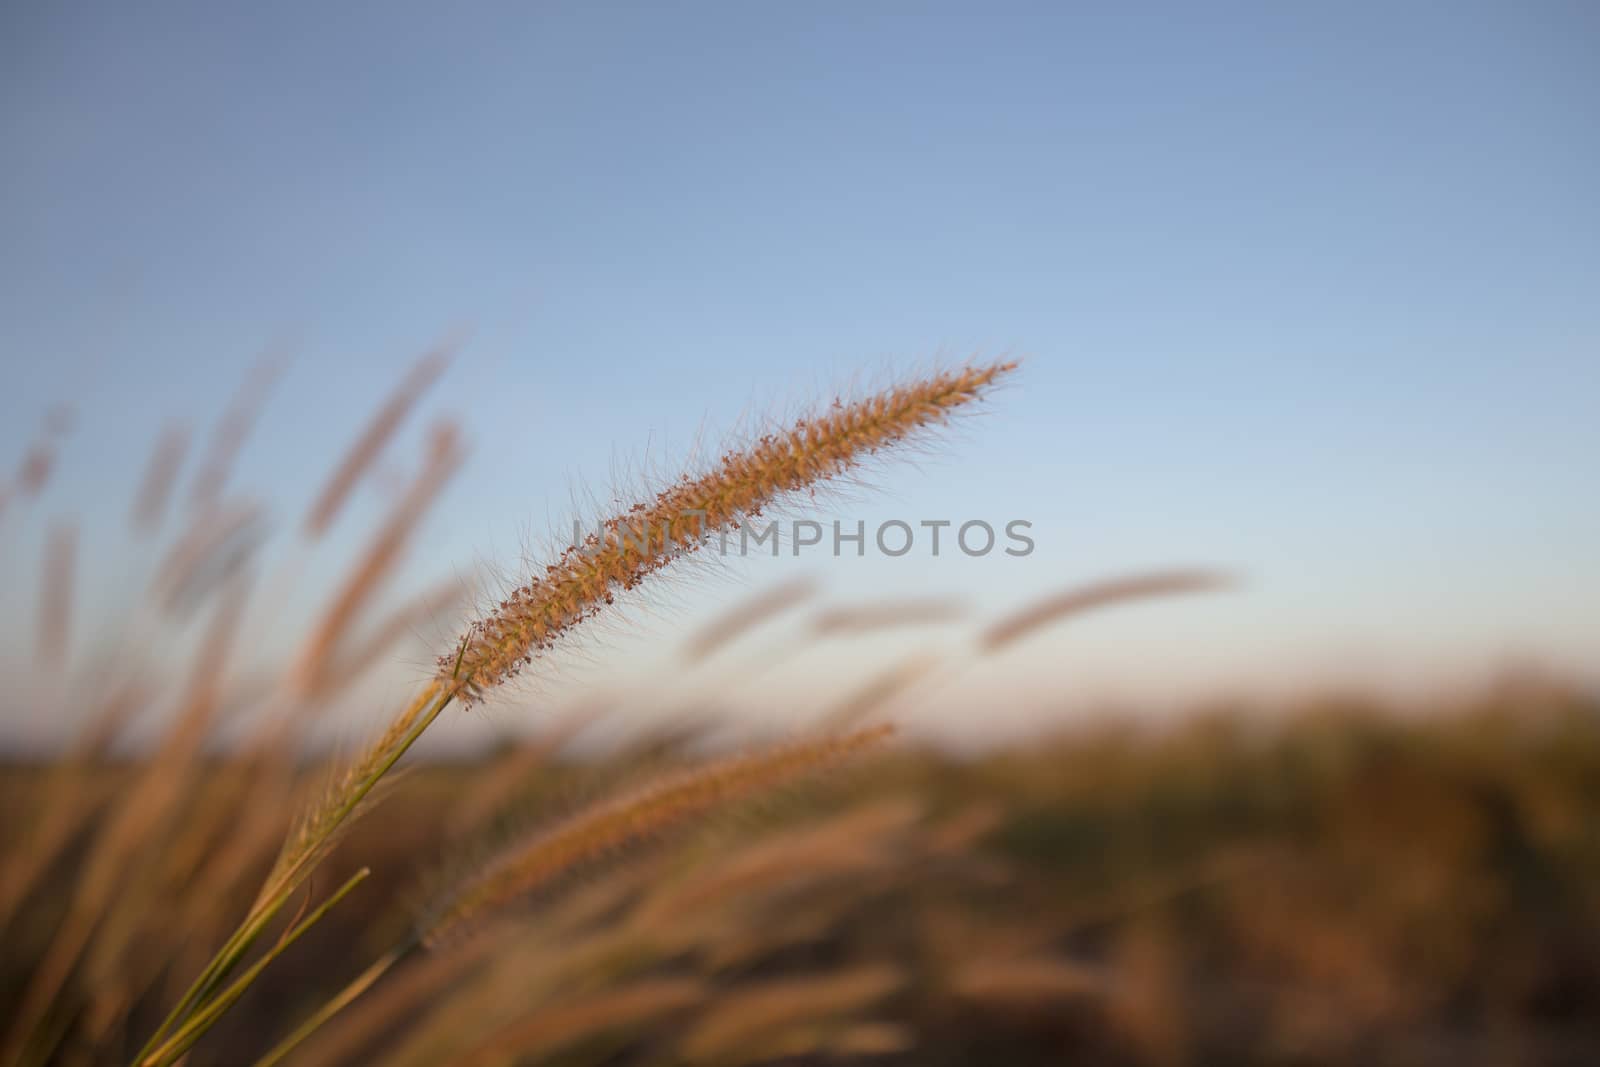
443 360 1017 702
420 723 896 947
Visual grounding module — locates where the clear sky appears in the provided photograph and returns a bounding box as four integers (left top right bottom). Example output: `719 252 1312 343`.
2 3 1596 745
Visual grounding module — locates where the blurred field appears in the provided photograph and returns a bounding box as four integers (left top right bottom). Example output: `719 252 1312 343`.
9 5 1598 1060
5 677 1600 1065
5 358 1598 1066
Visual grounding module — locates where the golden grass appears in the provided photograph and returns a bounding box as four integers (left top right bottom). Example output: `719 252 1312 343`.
130 422 189 534
187 351 286 510
453 979 705 1067
979 568 1234 651
680 575 820 663
949 957 1108 1003
150 501 266 614
292 422 465 697
3 685 1600 1065
447 360 1017 701
677 964 903 1061
421 723 896 947
811 597 969 635
82 356 1010 1067
36 521 75 669
16 351 1586 1067
302 339 456 540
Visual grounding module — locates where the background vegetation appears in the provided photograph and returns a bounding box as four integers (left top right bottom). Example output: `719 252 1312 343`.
4 358 1597 1065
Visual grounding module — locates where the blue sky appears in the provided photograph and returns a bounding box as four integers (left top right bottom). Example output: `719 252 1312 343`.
2 3 1596 743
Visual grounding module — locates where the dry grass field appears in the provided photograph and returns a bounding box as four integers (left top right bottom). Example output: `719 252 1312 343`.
4 356 1598 1066
6 682 1600 1066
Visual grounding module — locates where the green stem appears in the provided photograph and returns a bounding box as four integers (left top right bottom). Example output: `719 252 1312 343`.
250 939 418 1067
138 868 371 1067
130 898 285 1067
131 686 455 1066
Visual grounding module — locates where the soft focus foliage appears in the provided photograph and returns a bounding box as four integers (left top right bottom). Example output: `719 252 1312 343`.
5 357 1597 1066
4 682 1599 1064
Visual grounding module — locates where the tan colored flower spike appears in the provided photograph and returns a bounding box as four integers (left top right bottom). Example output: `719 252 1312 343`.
141 360 1015 1067
421 722 896 947
443 359 1017 702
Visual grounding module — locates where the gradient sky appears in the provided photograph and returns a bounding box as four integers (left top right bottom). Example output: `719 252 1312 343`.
2 3 1597 745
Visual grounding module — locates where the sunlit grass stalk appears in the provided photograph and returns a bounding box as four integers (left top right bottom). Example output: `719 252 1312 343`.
136 868 370 1066
447 360 1017 700
250 944 409 1067
421 723 897 947
251 722 894 1066
133 359 1014 1065
132 681 453 1066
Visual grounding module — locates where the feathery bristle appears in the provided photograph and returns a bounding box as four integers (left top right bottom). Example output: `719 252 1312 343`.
444 360 1017 701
